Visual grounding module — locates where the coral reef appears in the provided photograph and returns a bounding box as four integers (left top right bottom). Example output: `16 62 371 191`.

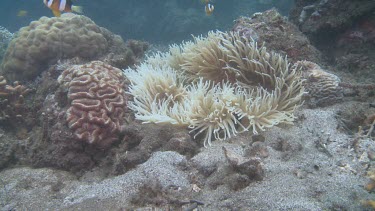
289 0 375 83
232 9 321 63
333 13 375 83
103 39 149 70
125 31 305 146
0 31 148 173
0 75 30 130
0 3 375 211
0 104 373 210
0 14 147 82
0 26 13 63
290 0 375 36
58 61 127 148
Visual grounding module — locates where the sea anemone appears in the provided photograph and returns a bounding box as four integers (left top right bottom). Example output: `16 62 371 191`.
125 30 304 146
124 63 189 125
186 80 247 146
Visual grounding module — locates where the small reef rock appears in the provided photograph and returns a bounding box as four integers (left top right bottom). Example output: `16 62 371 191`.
232 9 322 63
0 75 31 135
0 14 148 82
290 0 375 37
290 0 375 83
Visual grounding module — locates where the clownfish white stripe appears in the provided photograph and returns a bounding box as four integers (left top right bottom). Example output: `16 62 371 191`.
59 0 67 11
207 4 214 12
47 0 53 7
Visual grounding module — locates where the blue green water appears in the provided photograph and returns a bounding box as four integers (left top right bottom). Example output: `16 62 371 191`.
0 0 293 43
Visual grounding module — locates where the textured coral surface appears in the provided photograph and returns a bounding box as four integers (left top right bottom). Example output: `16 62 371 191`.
0 26 13 63
0 75 30 129
58 61 127 147
290 0 375 35
295 61 343 107
1 14 112 81
289 1 375 84
232 9 321 63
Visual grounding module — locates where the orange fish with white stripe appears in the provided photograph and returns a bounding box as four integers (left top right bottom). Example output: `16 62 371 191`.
43 0 83 17
200 0 214 16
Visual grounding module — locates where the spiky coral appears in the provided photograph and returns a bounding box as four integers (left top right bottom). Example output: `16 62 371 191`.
125 31 304 146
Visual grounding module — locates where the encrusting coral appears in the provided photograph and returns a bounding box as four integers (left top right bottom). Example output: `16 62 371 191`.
0 75 30 129
125 31 305 147
0 14 143 82
58 61 127 148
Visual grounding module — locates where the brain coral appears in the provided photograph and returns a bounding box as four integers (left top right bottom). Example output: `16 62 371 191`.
58 61 127 147
295 60 343 107
1 14 113 81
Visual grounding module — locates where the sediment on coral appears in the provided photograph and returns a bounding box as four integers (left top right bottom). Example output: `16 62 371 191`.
58 61 128 148
125 31 305 147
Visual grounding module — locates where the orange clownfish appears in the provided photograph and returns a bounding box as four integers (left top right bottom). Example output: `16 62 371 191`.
205 3 214 16
200 0 214 16
43 0 83 17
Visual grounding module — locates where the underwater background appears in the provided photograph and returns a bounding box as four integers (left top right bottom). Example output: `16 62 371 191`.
0 0 293 43
0 0 375 210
